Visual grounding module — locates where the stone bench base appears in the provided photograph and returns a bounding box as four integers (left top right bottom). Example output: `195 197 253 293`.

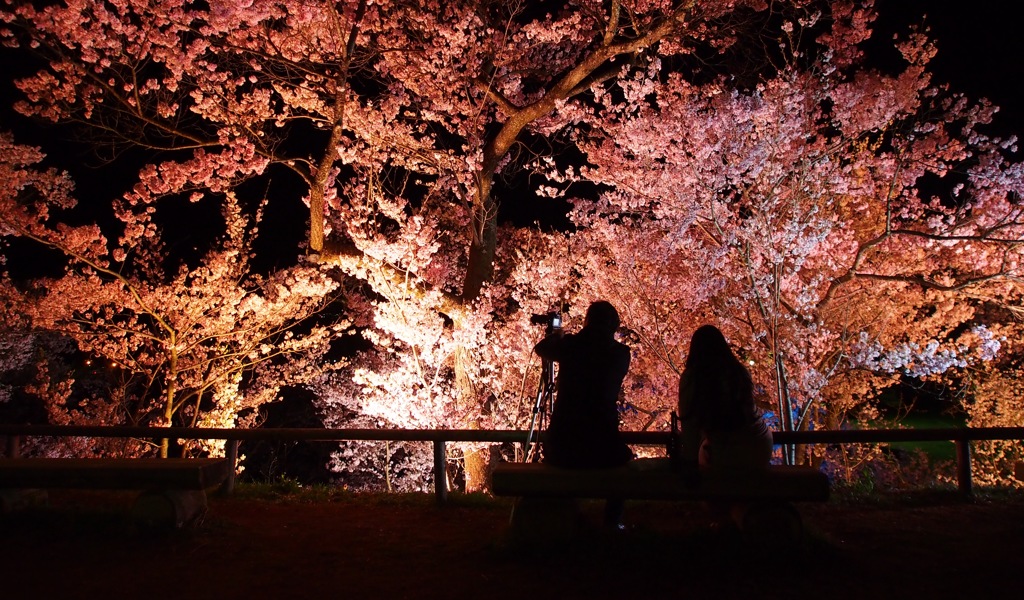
0 458 229 530
492 459 829 544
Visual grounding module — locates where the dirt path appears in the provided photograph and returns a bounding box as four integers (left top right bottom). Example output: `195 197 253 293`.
2 489 1022 599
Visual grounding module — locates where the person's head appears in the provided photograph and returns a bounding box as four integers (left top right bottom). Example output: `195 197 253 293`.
683 324 753 424
583 301 620 337
685 324 735 369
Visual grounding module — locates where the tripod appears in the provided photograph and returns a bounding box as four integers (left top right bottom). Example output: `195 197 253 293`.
523 356 556 463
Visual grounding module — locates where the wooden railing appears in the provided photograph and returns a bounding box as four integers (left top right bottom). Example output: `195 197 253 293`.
2 425 1023 503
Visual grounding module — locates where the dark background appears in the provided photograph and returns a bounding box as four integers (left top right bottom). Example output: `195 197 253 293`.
877 1 1023 137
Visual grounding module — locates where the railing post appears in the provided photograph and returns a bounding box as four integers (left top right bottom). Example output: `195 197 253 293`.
5 435 20 459
433 440 447 506
219 438 239 495
956 437 973 498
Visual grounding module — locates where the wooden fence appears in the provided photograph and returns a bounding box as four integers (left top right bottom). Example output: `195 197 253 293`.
2 425 1023 503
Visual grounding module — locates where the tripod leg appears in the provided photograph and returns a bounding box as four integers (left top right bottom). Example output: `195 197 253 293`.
523 358 556 463
524 369 550 462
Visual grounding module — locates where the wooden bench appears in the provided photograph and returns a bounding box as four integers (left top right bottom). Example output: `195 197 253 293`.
491 458 829 543
0 458 231 529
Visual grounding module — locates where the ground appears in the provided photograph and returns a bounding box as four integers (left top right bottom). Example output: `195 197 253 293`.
1 486 1022 599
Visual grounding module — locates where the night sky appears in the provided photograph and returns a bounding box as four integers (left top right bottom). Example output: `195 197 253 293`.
874 1 1024 138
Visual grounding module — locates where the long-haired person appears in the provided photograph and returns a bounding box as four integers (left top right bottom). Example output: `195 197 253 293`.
676 325 772 476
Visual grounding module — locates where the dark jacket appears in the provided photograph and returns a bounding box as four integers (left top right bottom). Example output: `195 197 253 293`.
534 326 632 468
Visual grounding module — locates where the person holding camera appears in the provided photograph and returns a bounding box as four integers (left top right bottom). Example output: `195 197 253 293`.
534 300 633 527
533 300 633 470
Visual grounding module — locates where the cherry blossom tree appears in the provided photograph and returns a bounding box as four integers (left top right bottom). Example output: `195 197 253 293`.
958 318 1024 487
0 131 348 458
4 0 812 484
2 0 789 296
548 2 1024 464
3 0 1024 487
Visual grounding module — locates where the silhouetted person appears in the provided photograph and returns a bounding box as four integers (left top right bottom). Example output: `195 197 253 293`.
534 300 632 528
676 325 772 483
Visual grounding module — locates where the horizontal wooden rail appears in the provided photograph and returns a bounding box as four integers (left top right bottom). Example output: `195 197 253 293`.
2 425 1023 502
3 424 1023 444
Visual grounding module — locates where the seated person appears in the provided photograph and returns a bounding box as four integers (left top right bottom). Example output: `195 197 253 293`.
676 324 772 478
534 301 633 528
534 301 633 469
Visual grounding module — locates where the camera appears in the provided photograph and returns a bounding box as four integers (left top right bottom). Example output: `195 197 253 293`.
530 312 562 332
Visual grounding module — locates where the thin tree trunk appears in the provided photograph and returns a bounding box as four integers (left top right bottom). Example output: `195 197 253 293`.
775 353 795 465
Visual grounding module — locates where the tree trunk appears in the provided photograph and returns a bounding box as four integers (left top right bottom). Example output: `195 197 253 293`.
775 353 796 465
309 188 324 253
463 440 489 493
461 198 498 301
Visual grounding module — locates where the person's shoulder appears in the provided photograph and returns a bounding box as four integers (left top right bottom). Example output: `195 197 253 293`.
534 331 567 355
612 339 630 361
734 361 753 380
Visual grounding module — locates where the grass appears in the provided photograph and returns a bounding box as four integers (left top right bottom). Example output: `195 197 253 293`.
884 413 964 460
856 412 965 461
